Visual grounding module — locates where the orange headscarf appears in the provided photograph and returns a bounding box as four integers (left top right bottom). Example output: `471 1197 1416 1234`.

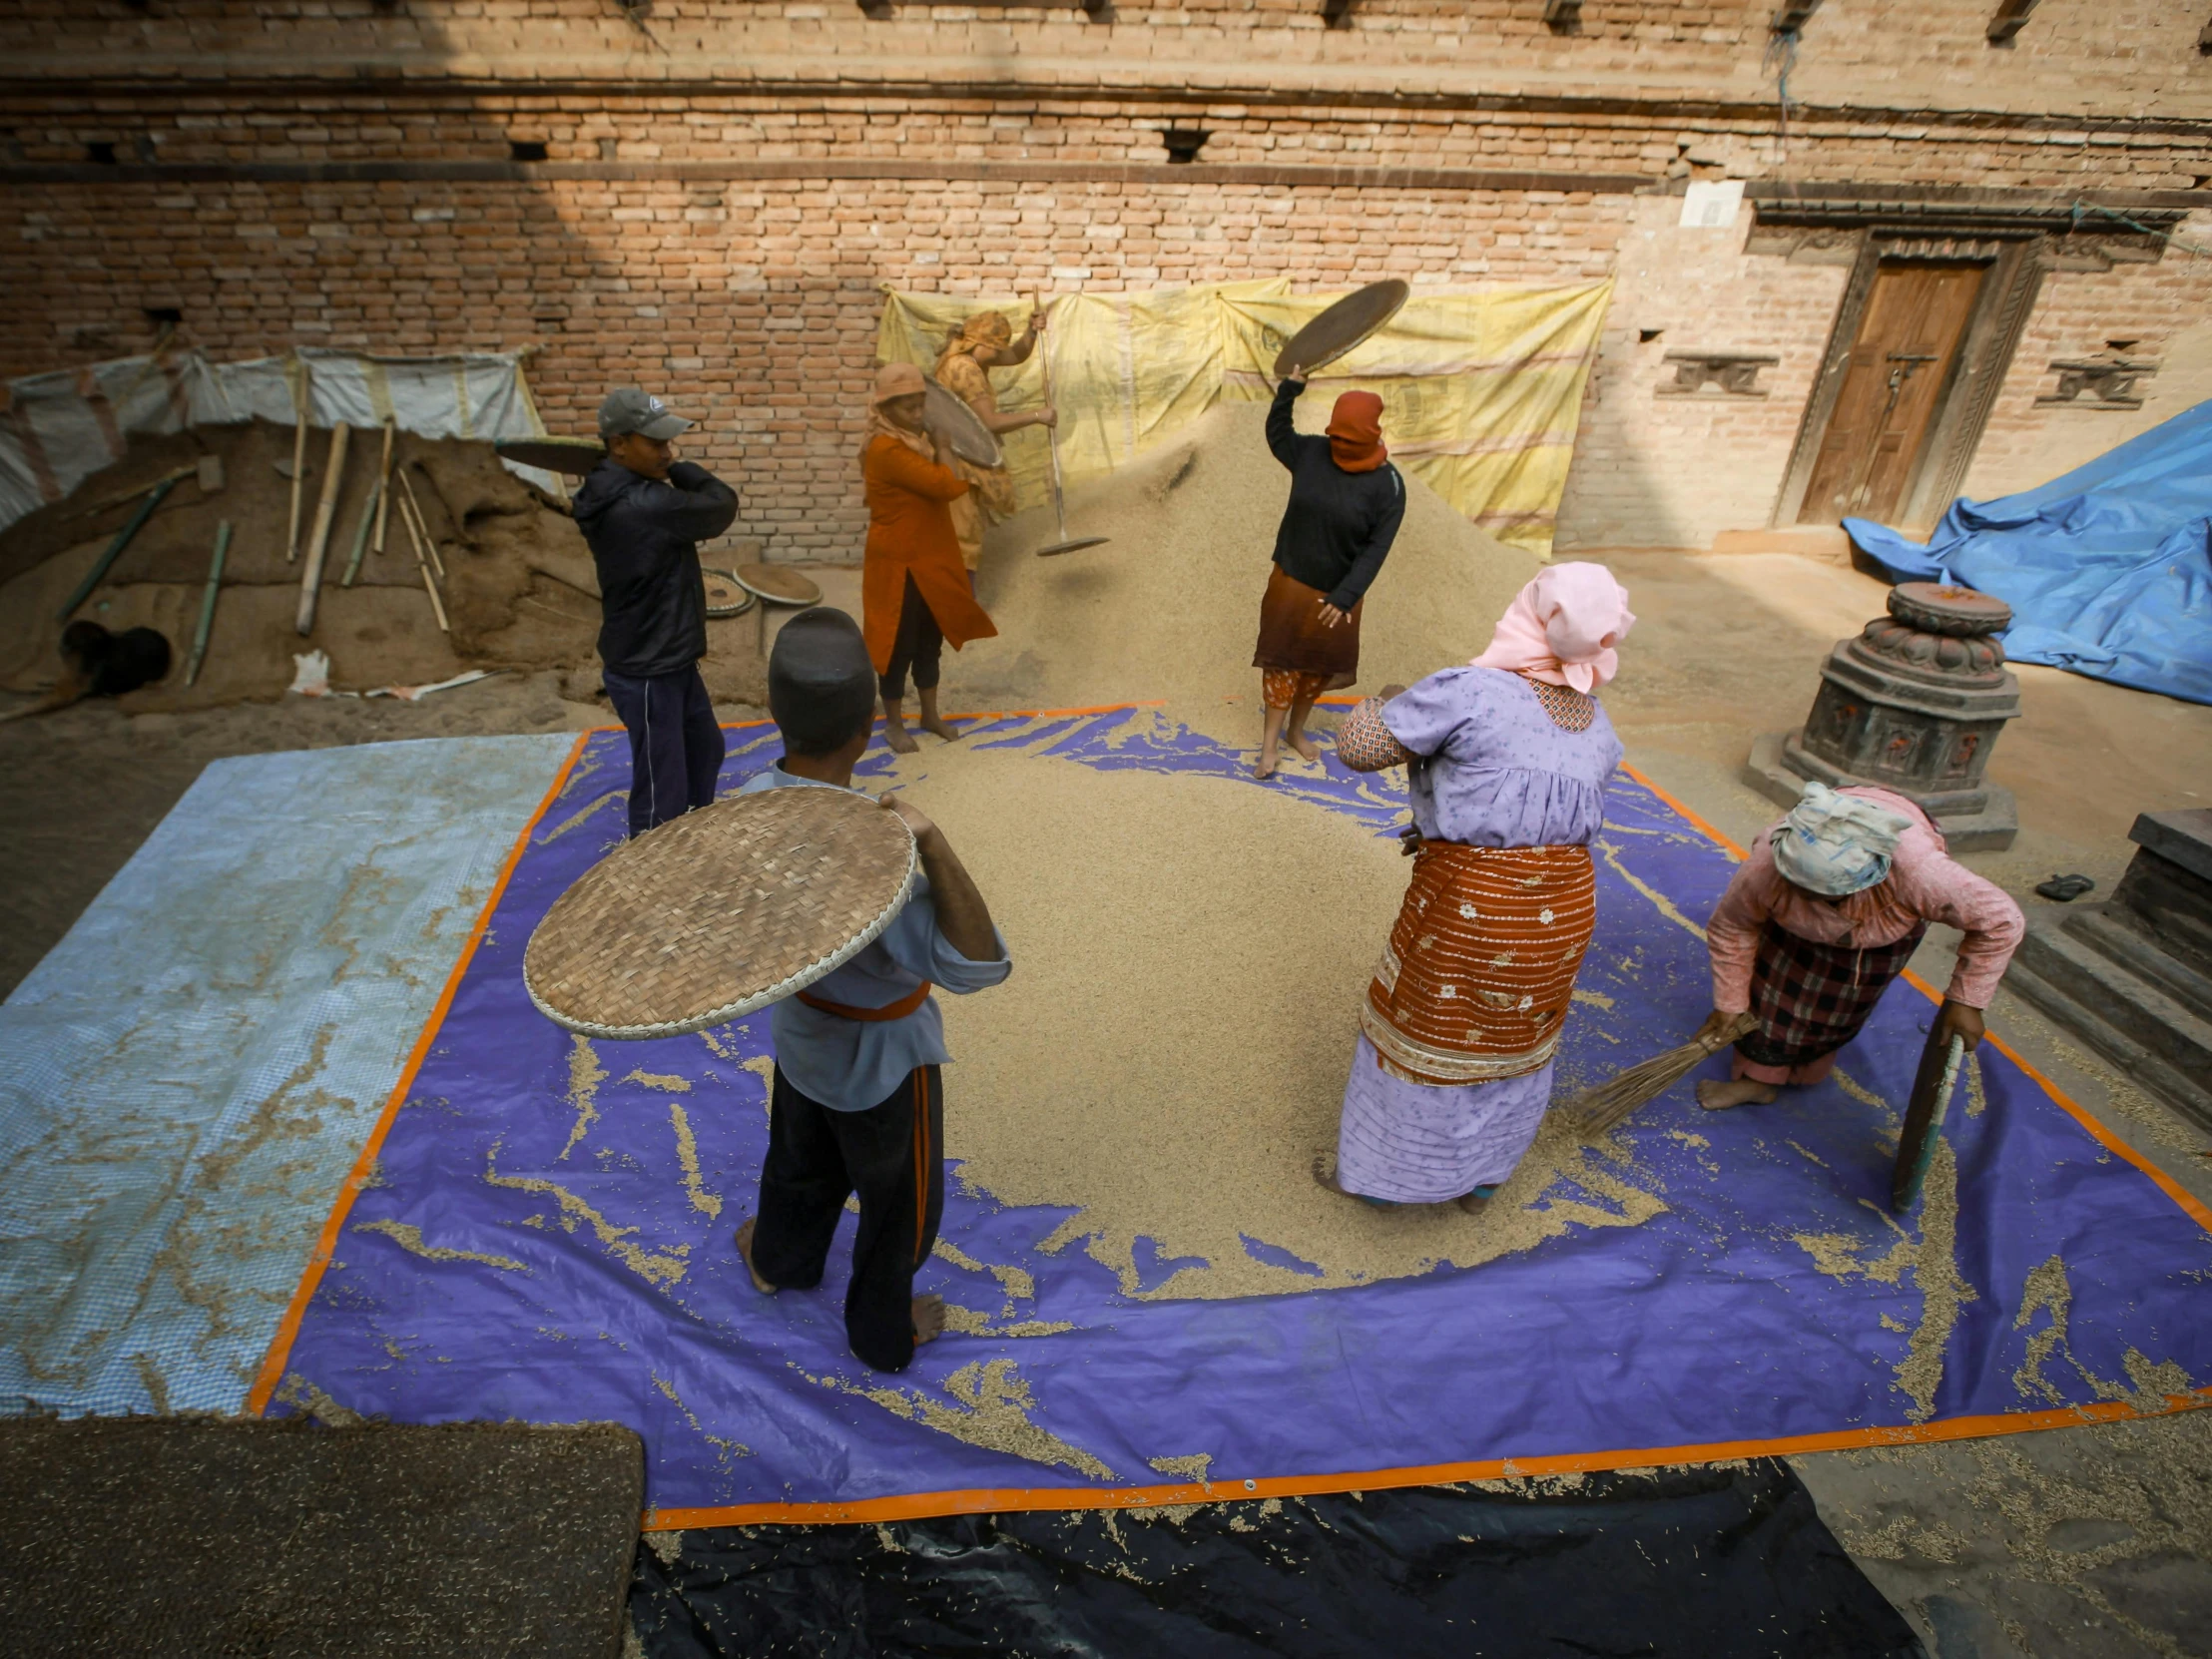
1326 390 1387 473
863 361 932 472
934 311 1014 377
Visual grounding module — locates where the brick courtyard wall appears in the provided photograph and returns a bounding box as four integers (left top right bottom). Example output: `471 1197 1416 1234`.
10 1 2209 125
1961 214 2212 502
5 1 2210 558
1553 196 1852 551
0 167 1630 559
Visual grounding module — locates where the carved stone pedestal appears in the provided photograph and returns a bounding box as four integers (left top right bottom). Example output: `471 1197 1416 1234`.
1747 582 2020 851
2003 810 2212 1130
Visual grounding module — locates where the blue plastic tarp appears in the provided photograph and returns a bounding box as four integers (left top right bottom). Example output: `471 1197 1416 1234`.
1846 399 2212 705
264 711 2212 1524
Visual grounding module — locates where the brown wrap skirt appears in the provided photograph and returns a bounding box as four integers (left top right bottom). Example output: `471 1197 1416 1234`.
1361 840 1599 1086
1253 566 1363 683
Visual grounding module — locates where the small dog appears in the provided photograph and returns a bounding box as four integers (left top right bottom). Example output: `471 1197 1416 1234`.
0 621 173 723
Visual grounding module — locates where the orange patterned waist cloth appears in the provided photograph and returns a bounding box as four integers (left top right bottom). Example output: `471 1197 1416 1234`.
1361 840 1598 1086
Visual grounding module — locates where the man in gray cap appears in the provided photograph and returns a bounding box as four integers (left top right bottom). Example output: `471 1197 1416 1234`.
572 387 741 835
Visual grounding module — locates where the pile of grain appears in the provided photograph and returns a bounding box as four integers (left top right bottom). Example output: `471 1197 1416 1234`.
0 421 769 712
952 399 1544 719
884 733 1669 1297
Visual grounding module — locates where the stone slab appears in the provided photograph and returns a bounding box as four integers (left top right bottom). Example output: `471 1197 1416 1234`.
2131 809 2212 884
1708 525 1854 566
2004 923 2212 1132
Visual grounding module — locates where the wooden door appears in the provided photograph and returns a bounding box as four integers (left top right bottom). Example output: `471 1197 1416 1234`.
1799 261 1985 525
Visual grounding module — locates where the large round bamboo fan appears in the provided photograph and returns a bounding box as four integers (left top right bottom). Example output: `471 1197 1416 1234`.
1272 279 1409 379
924 376 1003 468
524 787 917 1039
702 568 757 618
494 436 608 475
734 563 823 607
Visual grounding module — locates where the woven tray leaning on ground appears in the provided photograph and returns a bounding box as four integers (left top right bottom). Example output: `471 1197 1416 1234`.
524 788 918 1040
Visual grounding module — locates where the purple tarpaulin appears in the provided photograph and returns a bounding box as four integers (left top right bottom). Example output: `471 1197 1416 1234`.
265 709 2212 1524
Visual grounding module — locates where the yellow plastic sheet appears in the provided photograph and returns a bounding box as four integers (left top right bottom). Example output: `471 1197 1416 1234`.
877 278 1613 556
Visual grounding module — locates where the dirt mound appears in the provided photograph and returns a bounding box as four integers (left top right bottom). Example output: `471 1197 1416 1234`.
0 421 769 712
954 400 1544 718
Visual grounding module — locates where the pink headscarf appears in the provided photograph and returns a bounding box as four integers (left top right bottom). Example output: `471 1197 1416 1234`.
1470 562 1637 694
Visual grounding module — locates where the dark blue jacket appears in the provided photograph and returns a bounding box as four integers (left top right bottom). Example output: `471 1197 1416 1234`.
572 459 740 679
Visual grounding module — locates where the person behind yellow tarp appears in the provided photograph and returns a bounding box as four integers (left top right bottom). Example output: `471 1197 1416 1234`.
930 307 1057 570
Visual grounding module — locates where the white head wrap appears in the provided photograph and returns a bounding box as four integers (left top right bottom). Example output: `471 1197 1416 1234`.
1770 782 1915 897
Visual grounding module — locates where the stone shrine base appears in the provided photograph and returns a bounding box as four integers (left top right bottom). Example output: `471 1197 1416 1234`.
1746 729 2021 853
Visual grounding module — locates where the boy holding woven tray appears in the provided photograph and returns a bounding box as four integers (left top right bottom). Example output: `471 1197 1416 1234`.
734 608 1012 1371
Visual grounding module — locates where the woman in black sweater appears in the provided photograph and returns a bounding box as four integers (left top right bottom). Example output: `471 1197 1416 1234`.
1251 373 1405 779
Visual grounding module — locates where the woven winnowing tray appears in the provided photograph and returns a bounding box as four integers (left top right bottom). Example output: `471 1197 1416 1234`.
524 787 918 1040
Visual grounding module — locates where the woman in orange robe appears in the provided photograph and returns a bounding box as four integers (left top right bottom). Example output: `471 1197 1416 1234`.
860 362 999 754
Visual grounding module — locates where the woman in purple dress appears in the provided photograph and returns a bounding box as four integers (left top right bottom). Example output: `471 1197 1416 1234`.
1320 564 1636 1211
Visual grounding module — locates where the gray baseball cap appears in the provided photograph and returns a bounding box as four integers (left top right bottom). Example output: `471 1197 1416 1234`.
597 386 692 442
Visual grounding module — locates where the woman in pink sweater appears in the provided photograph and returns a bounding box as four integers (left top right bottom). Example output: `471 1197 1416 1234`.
1693 782 2025 1112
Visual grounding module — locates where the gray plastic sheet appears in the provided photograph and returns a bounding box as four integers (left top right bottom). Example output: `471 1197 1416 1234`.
0 734 575 1416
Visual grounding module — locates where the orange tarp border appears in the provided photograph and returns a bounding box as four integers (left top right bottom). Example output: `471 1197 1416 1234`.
244 716 2212 1527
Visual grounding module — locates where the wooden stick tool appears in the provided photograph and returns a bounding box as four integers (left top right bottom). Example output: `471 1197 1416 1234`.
394 476 450 633
186 520 232 687
285 353 311 563
295 421 351 635
397 468 446 580
56 476 180 621
372 420 396 554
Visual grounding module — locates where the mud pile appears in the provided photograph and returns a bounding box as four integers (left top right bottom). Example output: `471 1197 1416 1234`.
0 421 767 711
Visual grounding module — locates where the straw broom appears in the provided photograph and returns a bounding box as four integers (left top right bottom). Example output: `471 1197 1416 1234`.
1574 1010 1759 1139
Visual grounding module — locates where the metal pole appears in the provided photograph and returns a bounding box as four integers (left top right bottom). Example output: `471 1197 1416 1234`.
1039 332 1074 545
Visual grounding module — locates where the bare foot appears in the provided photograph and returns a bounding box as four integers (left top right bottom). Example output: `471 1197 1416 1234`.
734 1218 777 1294
1254 743 1280 781
1697 1078 1781 1112
916 690 964 744
1454 1190 1491 1215
912 1294 945 1347
883 719 919 756
1312 1154 1384 1207
1284 730 1322 765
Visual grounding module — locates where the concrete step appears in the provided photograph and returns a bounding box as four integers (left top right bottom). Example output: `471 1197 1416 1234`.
2004 923 2212 1131
2013 920 2212 1072
2068 907 2212 1024
1709 525 1854 566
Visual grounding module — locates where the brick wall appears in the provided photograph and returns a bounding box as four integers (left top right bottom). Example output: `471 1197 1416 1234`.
13 94 2210 194
11 0 2210 121
2 170 1631 559
1962 215 2212 500
1552 196 1851 551
5 2 2210 561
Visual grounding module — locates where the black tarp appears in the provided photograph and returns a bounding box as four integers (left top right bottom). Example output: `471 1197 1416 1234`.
0 1416 642 1659
630 1459 1925 1658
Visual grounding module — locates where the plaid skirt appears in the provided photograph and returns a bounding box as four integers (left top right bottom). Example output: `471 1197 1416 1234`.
1736 920 1928 1069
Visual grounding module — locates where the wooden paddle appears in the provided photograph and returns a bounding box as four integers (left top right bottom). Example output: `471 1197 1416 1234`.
1892 1028 1967 1212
